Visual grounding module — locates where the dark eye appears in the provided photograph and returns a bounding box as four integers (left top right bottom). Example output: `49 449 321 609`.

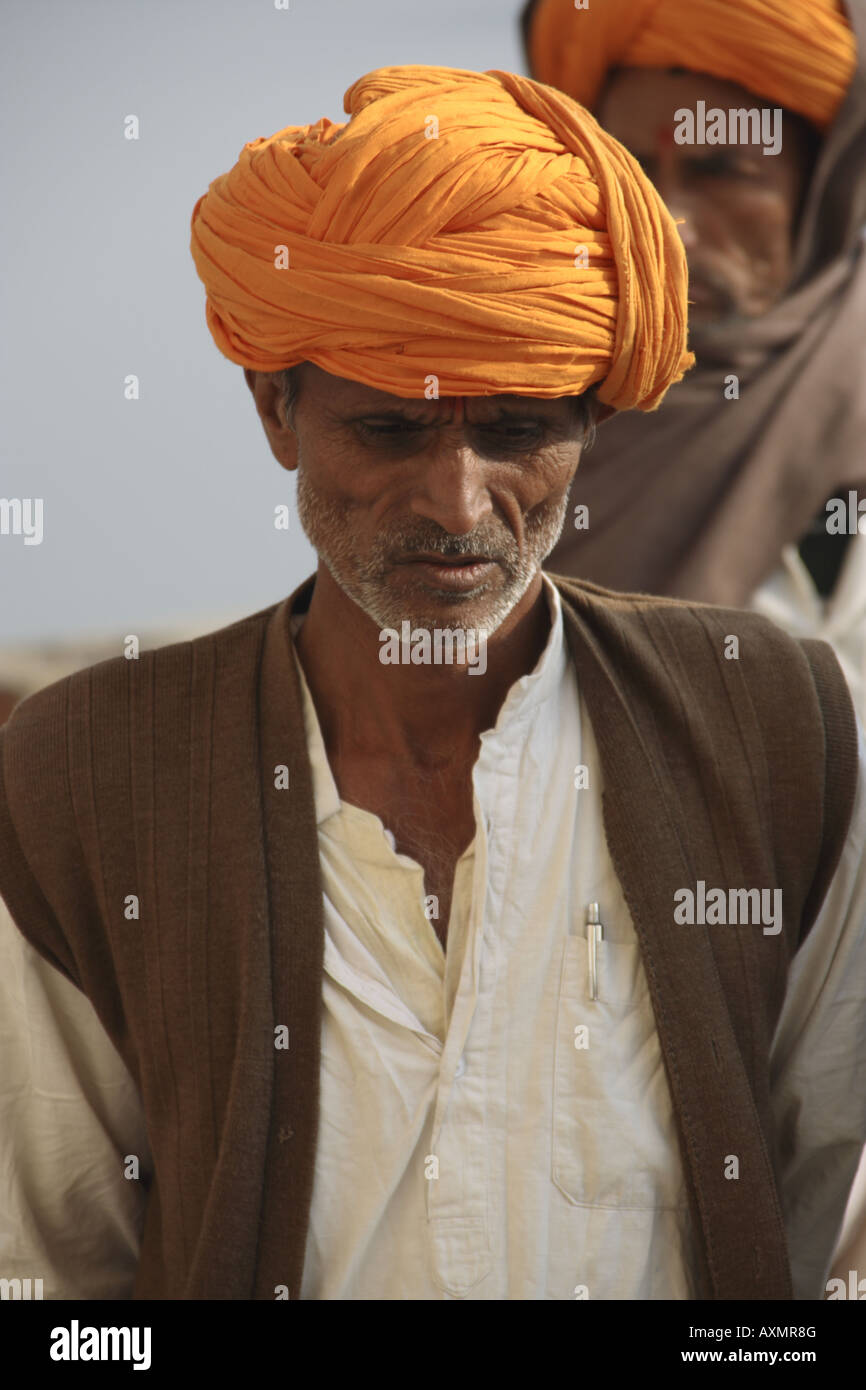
477 424 544 447
356 420 424 438
478 422 544 450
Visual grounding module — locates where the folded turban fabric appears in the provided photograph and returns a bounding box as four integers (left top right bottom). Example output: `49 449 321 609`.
523 0 856 132
190 65 693 411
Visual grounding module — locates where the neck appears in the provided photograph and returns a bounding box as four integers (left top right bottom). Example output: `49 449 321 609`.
294 563 552 768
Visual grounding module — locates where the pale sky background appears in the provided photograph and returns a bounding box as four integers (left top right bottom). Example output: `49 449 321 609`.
0 0 526 647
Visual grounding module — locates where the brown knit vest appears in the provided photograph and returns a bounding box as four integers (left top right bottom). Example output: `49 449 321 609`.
0 574 857 1299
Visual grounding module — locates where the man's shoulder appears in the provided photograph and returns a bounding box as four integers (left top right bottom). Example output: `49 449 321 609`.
548 571 821 658
2 599 283 757
548 570 857 745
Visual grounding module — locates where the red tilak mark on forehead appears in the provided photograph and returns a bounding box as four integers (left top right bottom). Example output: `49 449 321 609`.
442 398 467 424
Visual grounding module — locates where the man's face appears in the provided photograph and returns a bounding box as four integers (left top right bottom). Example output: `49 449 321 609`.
598 69 818 322
279 364 589 638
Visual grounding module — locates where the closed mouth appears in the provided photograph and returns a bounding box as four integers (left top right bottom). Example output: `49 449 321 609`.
400 554 490 565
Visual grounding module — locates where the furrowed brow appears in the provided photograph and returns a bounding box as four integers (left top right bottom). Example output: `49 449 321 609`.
348 406 557 424
345 407 435 423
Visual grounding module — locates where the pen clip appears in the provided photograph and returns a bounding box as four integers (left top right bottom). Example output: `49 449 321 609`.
585 902 603 1001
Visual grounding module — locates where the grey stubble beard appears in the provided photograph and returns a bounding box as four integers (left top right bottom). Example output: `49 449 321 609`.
294 459 569 639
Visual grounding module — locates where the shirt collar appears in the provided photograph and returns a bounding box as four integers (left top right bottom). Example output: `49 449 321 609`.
289 571 567 827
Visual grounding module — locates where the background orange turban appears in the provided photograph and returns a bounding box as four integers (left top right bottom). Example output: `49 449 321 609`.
524 0 856 132
190 65 693 411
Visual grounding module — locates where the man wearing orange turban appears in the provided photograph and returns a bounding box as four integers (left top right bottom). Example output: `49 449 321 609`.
190 64 693 410
2 65 866 1307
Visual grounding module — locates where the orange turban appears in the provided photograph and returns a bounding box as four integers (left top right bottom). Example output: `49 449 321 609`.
190 65 693 411
524 0 856 133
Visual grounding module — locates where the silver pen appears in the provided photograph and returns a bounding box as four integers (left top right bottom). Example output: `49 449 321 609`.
586 902 604 1001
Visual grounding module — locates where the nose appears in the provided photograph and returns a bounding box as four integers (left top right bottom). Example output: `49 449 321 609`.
408 437 493 535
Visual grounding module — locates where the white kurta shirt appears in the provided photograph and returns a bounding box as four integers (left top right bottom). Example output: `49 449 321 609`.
750 532 866 1272
2 575 866 1300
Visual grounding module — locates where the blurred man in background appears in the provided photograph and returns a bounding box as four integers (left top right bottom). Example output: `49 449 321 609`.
521 0 866 1290
522 0 866 713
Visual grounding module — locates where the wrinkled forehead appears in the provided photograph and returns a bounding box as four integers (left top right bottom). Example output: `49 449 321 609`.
298 363 581 417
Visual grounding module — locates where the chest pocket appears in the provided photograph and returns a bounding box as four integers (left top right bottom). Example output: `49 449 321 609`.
552 931 688 1210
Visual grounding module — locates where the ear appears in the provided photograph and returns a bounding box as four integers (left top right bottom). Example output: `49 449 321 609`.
243 369 299 473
